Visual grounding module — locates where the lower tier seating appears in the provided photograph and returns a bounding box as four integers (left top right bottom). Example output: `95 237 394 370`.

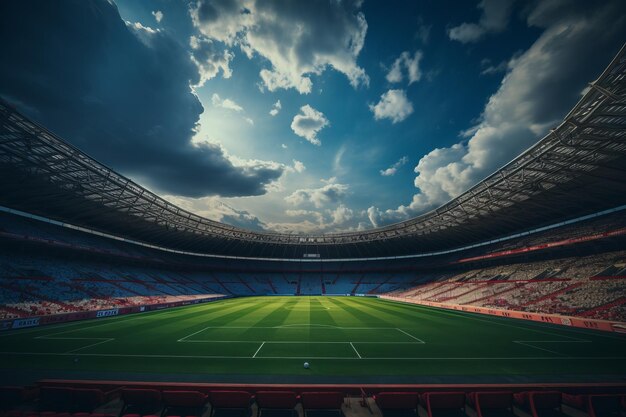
1 384 624 417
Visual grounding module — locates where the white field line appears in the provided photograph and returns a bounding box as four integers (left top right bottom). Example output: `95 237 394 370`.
408 303 592 342
395 328 426 343
66 338 115 353
1 351 624 361
180 340 424 344
0 301 220 339
252 342 265 358
34 335 115 354
177 325 213 342
350 342 362 359
177 325 423 343
420 303 626 342
513 339 592 356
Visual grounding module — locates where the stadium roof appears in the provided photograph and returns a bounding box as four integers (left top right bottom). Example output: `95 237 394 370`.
0 46 625 260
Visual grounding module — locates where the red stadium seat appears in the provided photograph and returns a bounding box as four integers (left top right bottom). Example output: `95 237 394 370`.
39 387 74 412
255 391 299 417
162 391 208 417
120 389 162 416
72 389 107 413
208 391 252 417
588 394 625 417
373 392 418 416
467 392 513 417
514 391 565 417
563 393 624 417
419 392 466 417
300 392 345 417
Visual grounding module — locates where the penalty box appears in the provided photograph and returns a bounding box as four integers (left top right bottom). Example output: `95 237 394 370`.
178 325 425 359
178 325 425 343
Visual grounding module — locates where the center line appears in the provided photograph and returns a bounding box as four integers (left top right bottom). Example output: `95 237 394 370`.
253 341 266 358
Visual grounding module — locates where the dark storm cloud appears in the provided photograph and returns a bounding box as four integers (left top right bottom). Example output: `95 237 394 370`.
0 0 283 198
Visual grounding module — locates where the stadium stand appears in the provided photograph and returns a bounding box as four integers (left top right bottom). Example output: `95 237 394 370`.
466 391 514 417
0 205 625 323
2 382 625 417
387 250 626 322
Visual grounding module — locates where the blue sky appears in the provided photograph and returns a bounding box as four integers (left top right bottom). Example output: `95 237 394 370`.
1 0 625 233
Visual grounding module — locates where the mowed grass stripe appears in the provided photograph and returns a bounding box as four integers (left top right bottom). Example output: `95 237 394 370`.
1 296 625 380
328 296 416 329
376 298 591 341
373 298 625 358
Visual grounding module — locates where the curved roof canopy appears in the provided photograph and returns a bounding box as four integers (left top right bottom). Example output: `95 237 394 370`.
0 46 625 259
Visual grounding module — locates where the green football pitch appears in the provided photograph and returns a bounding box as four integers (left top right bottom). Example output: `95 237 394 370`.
1 296 625 383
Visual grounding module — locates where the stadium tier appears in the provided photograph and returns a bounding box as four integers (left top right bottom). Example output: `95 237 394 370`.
0 207 625 323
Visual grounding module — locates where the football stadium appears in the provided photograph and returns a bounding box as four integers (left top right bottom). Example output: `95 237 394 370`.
1 0 625 416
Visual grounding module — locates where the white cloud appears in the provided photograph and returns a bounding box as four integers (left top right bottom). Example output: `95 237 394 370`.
290 105 329 146
292 159 305 173
269 204 356 232
369 0 626 227
330 204 353 225
152 10 163 23
380 156 408 176
284 159 306 174
269 99 282 116
162 195 267 232
189 35 233 86
281 143 287 149
369 89 413 123
211 93 244 112
190 0 369 94
285 178 349 208
448 0 515 43
386 51 423 84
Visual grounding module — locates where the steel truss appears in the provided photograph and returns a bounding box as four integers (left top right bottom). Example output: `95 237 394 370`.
0 46 625 259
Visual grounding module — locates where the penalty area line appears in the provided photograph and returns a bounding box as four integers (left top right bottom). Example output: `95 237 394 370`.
66 338 115 354
396 328 425 343
252 342 265 358
513 339 592 356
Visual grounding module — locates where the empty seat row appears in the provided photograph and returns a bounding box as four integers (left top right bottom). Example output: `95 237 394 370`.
0 386 117 416
371 390 626 417
3 386 625 417
120 389 345 417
